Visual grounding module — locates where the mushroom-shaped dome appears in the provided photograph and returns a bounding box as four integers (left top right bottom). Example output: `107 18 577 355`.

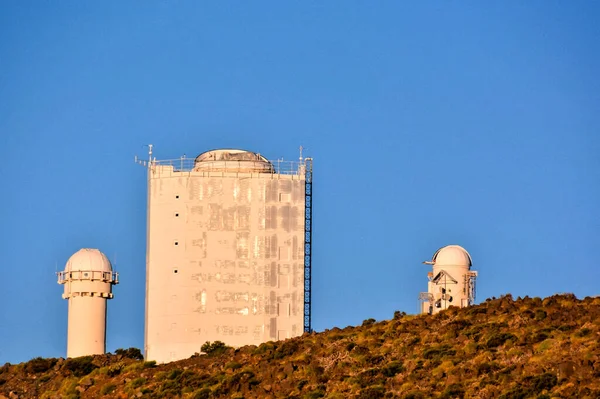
64 248 112 273
431 245 472 267
193 149 274 173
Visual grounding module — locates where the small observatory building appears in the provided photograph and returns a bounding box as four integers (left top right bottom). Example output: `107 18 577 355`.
57 248 119 358
418 245 477 315
140 148 313 363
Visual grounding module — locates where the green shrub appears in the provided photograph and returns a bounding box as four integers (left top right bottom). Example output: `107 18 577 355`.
477 362 501 376
201 341 231 355
531 331 550 344
129 377 146 389
64 356 97 377
104 363 124 377
485 333 516 349
226 361 242 370
575 328 592 337
394 311 406 320
498 385 528 399
357 385 385 399
530 373 557 392
423 345 456 360
123 362 144 373
441 383 465 399
192 388 211 399
24 357 57 374
362 318 376 327
100 383 116 395
382 360 404 377
304 388 326 398
114 348 144 360
274 339 302 359
59 377 80 397
534 310 547 321
154 371 168 380
252 341 276 355
167 369 184 380
143 360 157 368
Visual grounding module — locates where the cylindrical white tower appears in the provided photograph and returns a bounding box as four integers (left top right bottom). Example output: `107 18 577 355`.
419 245 478 315
57 248 118 358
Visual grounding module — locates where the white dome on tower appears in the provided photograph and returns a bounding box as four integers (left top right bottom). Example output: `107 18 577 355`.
419 244 478 315
64 248 112 273
58 247 118 358
431 245 472 267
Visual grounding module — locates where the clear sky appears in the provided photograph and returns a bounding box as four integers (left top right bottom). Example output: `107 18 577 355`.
1 2 598 364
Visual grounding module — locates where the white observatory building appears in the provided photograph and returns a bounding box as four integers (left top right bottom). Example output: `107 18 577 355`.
57 248 119 358
419 245 478 315
139 147 313 363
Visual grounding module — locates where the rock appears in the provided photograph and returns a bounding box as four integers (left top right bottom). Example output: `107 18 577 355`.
446 374 460 385
264 384 272 392
8 392 18 399
283 363 294 375
558 361 576 380
80 377 94 387
136 392 143 398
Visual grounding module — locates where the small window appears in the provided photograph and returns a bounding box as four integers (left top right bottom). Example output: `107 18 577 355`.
175 195 180 199
83 272 89 278
173 268 178 274
175 213 179 217
174 241 179 246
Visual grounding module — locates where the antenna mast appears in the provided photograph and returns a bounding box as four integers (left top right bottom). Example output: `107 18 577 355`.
135 144 154 168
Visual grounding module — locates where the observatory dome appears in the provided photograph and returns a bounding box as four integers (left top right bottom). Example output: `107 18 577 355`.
193 149 274 173
432 245 472 267
65 248 112 273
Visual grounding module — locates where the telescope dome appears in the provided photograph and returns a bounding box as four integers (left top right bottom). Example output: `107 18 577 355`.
432 245 472 267
65 248 112 273
193 149 274 173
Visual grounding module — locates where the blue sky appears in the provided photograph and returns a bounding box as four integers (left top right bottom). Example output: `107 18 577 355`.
0 2 598 364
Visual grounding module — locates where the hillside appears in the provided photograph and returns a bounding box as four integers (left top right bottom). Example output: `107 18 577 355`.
1 294 599 399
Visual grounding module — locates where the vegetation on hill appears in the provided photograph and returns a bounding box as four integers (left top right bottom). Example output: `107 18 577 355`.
1 294 599 399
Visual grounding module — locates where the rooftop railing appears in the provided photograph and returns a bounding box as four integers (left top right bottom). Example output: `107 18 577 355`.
57 270 119 284
136 157 308 175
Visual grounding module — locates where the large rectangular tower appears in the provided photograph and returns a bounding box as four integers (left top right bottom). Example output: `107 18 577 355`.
142 148 312 363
